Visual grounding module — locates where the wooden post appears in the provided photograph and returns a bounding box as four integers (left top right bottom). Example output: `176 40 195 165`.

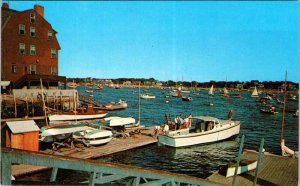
13 93 17 118
89 172 96 186
31 98 34 116
26 97 29 117
232 135 245 186
40 79 48 126
50 167 58 182
60 91 63 111
138 82 141 126
253 138 264 186
69 96 71 111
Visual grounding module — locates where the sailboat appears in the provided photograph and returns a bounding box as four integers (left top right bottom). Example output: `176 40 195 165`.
251 86 259 98
222 87 230 97
280 71 298 158
208 85 214 96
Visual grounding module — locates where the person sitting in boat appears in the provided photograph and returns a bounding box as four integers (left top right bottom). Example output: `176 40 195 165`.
206 122 213 131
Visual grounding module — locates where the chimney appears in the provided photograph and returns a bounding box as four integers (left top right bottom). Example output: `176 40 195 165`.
2 3 9 9
34 4 44 17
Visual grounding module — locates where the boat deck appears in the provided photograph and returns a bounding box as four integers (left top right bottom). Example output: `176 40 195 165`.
206 152 298 186
12 126 158 177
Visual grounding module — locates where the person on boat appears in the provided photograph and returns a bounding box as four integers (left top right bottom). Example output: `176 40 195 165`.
163 124 169 134
174 115 178 129
179 114 184 126
228 110 233 120
154 125 161 138
183 116 189 128
188 114 193 128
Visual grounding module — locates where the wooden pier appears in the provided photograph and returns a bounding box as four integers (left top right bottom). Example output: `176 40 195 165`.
206 153 298 186
11 126 158 177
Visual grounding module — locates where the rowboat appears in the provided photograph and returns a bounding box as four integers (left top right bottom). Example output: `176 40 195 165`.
158 116 240 147
73 127 113 146
106 117 139 128
226 159 257 177
49 104 108 121
140 94 156 99
40 123 90 142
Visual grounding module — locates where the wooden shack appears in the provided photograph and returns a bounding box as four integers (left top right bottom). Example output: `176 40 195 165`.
6 120 40 151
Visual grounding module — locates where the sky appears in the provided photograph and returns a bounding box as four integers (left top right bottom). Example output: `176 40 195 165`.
6 1 299 82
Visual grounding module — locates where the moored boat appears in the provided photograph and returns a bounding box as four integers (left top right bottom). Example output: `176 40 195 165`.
48 104 108 121
182 96 192 101
140 94 156 99
158 116 240 147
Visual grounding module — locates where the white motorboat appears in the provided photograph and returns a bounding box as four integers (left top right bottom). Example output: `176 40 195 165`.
158 116 240 147
140 94 156 99
49 105 108 121
251 86 259 98
107 117 139 128
40 123 91 142
73 127 113 146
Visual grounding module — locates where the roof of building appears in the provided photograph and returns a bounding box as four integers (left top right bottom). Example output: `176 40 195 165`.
6 120 40 134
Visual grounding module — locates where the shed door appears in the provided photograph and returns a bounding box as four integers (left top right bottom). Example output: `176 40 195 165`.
11 133 24 149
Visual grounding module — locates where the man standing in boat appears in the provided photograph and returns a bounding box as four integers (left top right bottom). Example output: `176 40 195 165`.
228 110 233 120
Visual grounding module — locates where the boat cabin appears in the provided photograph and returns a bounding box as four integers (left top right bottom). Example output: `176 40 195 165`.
192 116 220 133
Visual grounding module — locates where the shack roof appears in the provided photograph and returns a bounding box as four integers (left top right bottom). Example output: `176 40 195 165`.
6 120 40 134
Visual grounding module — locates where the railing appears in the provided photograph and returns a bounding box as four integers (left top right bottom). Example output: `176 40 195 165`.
13 74 66 88
1 148 221 186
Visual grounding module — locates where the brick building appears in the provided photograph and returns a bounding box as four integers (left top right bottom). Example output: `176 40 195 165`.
1 3 66 89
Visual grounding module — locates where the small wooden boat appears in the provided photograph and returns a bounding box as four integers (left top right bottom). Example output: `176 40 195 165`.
140 94 156 99
40 123 90 142
73 127 112 146
158 116 240 147
226 159 257 177
49 104 108 121
260 106 278 114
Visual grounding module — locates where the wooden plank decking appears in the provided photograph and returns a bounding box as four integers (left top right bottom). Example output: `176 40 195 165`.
206 153 298 186
11 127 158 177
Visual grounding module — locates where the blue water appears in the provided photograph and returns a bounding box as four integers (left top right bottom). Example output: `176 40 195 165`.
78 86 298 178
16 86 298 183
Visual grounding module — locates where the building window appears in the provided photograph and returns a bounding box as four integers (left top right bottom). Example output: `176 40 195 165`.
19 24 25 35
30 27 36 37
30 13 35 23
30 45 36 55
48 31 53 40
51 48 56 58
11 64 17 73
19 43 25 54
30 64 36 75
51 66 57 75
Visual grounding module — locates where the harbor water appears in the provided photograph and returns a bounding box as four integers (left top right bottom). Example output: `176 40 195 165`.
16 86 299 183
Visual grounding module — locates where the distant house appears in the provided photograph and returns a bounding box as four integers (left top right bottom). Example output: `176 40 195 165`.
1 3 66 89
236 83 244 89
123 81 131 86
155 81 163 86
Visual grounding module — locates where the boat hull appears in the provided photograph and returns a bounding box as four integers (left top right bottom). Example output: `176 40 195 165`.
158 123 240 147
49 113 108 121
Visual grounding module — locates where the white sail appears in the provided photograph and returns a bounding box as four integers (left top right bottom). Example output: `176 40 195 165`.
251 86 259 97
224 87 229 95
209 85 214 96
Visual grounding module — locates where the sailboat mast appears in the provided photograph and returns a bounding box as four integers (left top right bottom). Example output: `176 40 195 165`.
138 81 141 126
280 71 287 143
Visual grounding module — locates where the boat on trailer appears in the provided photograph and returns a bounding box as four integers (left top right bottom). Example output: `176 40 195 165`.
158 116 240 147
48 104 108 122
